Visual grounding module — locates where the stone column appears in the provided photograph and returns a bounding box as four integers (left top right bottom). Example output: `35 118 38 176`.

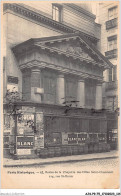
95 82 102 110
77 79 85 108
56 74 65 105
31 67 42 102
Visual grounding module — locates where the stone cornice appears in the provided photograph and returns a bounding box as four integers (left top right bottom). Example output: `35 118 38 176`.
19 60 103 82
34 43 105 68
12 39 109 70
3 3 99 43
12 31 114 69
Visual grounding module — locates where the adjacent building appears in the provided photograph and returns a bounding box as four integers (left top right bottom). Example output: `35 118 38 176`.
3 2 116 159
96 2 119 149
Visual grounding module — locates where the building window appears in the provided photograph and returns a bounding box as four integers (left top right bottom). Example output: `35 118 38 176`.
52 5 62 22
108 39 117 51
108 6 118 20
109 66 117 82
107 35 117 51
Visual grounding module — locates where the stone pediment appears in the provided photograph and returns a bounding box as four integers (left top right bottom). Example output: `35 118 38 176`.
60 44 93 61
12 33 114 69
37 38 94 62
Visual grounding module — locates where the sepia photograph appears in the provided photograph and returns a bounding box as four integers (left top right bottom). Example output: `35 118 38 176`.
1 0 120 190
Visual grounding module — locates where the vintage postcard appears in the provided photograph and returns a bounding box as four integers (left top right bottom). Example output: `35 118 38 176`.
1 0 120 191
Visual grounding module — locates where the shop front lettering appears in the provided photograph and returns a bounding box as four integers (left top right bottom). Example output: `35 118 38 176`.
17 142 33 146
16 136 34 149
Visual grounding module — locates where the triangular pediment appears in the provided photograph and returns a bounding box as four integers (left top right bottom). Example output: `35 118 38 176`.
12 33 113 69
33 33 113 69
43 39 94 62
35 36 97 63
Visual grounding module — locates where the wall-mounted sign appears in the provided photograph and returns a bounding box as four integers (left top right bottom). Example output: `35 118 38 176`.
16 136 34 149
8 76 18 84
62 132 88 145
35 133 44 148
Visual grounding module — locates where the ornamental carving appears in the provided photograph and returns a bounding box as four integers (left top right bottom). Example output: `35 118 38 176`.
66 46 93 61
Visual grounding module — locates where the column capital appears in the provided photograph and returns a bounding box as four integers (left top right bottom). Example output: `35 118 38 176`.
58 74 64 78
31 67 41 73
96 81 103 86
78 78 85 82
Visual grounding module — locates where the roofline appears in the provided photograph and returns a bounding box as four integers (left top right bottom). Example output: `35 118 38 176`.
3 3 99 42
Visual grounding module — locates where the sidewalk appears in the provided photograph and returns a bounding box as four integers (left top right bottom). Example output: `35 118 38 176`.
3 150 119 167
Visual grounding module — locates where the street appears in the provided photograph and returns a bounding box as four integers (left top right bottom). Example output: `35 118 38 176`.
27 157 118 169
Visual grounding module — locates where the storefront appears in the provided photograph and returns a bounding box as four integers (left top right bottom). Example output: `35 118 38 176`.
3 102 111 159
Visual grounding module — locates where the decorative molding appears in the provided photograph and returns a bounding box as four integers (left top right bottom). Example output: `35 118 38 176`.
66 46 93 61
34 43 109 69
96 82 103 86
3 3 98 43
58 74 64 78
19 60 103 82
12 33 113 70
13 41 106 68
78 78 85 82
